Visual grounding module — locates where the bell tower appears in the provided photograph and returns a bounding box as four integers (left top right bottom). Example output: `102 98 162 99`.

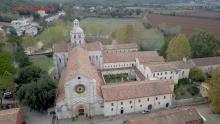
70 19 85 48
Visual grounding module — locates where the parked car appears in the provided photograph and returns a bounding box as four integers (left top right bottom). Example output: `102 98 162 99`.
142 110 150 114
3 92 13 99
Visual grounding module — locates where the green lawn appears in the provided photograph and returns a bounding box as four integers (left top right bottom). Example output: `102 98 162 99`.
103 73 129 84
26 18 165 51
81 17 165 50
30 56 54 74
0 76 15 94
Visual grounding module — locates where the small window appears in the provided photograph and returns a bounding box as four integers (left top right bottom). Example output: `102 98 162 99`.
131 106 133 108
111 108 113 111
153 73 155 77
164 96 166 99
78 76 81 79
157 73 159 76
121 102 123 105
164 77 166 79
158 102 160 105
171 72 173 74
129 101 132 104
156 97 158 100
111 103 114 106
170 76 172 79
140 104 142 107
161 72 163 75
147 98 149 101
138 99 141 102
165 72 167 75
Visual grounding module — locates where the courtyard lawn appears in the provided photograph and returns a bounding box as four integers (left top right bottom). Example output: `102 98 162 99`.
103 73 129 84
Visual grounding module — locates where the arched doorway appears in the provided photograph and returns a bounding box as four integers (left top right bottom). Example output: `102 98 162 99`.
78 107 85 116
74 105 88 117
166 103 169 108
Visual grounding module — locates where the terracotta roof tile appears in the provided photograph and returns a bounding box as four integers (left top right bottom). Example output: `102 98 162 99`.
85 41 103 51
101 80 173 102
103 43 138 50
103 51 164 63
56 47 103 102
168 60 195 69
145 63 177 72
0 108 24 124
192 56 220 66
53 42 69 53
126 107 202 124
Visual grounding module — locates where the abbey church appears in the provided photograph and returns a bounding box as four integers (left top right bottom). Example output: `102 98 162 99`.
53 19 220 119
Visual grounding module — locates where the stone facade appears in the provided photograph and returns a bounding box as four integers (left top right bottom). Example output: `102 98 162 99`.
53 19 220 120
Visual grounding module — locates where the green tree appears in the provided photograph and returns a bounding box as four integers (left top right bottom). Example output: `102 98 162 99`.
166 34 192 61
15 65 47 86
189 31 220 58
0 76 15 93
17 75 57 112
14 44 31 68
0 52 16 75
208 69 220 113
116 24 134 43
189 67 206 82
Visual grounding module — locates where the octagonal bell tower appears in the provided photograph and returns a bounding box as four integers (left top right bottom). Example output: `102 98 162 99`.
70 19 85 48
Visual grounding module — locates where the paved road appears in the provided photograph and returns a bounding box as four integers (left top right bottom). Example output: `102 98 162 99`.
194 104 220 124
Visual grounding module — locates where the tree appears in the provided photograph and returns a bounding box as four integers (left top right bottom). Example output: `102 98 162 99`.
17 75 57 112
208 69 220 113
14 44 31 68
166 34 192 61
0 52 16 75
116 24 134 43
189 67 206 82
189 31 220 58
15 65 47 86
159 34 175 58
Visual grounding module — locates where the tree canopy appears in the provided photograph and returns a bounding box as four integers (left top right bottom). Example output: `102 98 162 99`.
116 24 134 43
15 65 47 86
189 67 206 82
17 75 56 112
0 52 16 76
14 44 31 68
189 31 220 58
208 69 220 113
166 34 192 61
16 65 57 111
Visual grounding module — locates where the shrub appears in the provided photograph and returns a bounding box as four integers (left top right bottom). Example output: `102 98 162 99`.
189 67 206 82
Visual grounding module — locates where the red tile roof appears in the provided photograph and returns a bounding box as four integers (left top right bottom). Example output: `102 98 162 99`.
101 80 173 102
126 107 203 124
0 108 25 124
56 47 103 102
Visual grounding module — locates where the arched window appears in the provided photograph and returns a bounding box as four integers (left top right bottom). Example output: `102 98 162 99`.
74 34 76 39
148 104 152 110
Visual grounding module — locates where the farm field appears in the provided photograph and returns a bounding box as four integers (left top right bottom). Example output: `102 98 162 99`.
147 14 220 39
31 18 165 51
